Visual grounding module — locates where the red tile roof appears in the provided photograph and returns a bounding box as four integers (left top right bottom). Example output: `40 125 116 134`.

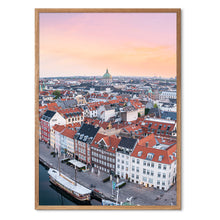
131 134 177 164
53 124 65 132
61 128 77 139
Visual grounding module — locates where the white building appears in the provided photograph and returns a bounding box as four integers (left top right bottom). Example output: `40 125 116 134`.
115 137 138 180
129 134 177 191
97 105 115 122
159 91 177 100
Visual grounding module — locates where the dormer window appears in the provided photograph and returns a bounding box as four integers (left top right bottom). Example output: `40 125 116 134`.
158 155 164 161
146 153 154 160
137 151 143 157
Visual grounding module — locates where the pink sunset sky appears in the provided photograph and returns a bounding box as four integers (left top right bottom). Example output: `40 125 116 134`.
39 13 176 78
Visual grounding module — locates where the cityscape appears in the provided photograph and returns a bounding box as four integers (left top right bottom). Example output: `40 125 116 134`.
38 11 178 208
39 69 178 206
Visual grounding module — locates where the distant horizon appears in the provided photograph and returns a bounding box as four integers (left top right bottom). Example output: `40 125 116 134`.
40 13 177 78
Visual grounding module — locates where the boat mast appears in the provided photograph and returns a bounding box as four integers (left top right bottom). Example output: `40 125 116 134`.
58 151 61 176
74 152 77 186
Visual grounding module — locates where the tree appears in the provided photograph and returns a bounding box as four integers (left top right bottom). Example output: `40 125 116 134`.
53 90 61 99
153 103 158 108
145 108 150 115
138 113 141 117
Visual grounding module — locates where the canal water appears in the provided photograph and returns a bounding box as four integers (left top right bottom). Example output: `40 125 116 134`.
39 163 101 206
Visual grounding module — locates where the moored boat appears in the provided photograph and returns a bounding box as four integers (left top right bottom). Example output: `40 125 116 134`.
48 168 91 202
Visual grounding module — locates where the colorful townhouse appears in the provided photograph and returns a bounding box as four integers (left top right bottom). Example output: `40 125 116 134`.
90 133 121 174
40 110 66 144
74 124 100 165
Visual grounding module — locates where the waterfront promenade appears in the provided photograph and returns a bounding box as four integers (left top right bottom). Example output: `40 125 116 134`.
39 141 177 206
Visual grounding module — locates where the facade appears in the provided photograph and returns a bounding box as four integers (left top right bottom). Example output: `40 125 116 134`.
75 95 87 106
40 110 66 144
141 118 177 137
128 100 145 116
97 105 115 122
60 128 76 156
120 106 138 122
90 133 121 174
115 137 138 180
130 134 177 191
58 107 84 125
159 91 177 100
74 124 100 165
50 124 65 149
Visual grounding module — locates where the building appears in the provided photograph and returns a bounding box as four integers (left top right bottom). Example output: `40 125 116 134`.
130 134 177 191
75 95 87 106
74 124 100 165
90 133 121 174
50 124 65 149
141 118 177 137
120 125 145 139
101 69 112 85
58 107 84 125
40 110 66 144
60 128 77 156
159 91 177 100
97 105 115 122
120 106 138 122
116 137 138 179
127 100 145 116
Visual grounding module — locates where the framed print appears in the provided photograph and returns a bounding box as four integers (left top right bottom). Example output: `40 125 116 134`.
35 8 181 210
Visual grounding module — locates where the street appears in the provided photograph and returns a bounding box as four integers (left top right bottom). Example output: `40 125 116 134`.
39 141 177 206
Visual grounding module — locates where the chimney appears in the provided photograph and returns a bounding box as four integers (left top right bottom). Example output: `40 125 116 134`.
146 142 149 148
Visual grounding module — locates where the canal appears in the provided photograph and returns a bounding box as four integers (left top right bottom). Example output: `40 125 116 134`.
39 163 101 206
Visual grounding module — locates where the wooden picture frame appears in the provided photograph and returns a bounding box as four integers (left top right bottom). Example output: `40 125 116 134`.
35 8 181 210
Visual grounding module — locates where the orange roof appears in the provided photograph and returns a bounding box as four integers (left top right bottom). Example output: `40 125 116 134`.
131 134 177 164
53 124 65 132
61 128 77 139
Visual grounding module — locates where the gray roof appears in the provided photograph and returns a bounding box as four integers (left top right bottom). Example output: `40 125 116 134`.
56 99 77 109
74 124 100 144
42 110 56 122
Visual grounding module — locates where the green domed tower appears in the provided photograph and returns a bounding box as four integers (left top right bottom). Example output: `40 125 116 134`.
102 68 112 84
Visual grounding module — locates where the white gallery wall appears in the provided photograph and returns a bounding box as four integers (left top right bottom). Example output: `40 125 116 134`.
0 0 219 219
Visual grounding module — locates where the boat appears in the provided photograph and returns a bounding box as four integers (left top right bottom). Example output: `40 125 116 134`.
48 168 91 202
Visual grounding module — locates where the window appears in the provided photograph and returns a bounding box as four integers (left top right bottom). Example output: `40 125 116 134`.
147 162 150 167
157 180 160 185
132 158 135 163
143 161 146 166
163 173 166 178
151 171 154 176
132 166 135 171
151 162 154 168
158 172 161 178
146 153 154 160
163 165 167 170
143 177 147 182
147 170 150 175
162 181 165 186
132 174 134 178
158 164 161 169
143 168 146 174
137 159 140 164
136 175 139 179
136 167 139 172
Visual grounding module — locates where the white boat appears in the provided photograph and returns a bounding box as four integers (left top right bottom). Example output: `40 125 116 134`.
48 168 91 202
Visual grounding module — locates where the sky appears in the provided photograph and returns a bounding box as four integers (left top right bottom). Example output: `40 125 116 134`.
39 13 177 78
